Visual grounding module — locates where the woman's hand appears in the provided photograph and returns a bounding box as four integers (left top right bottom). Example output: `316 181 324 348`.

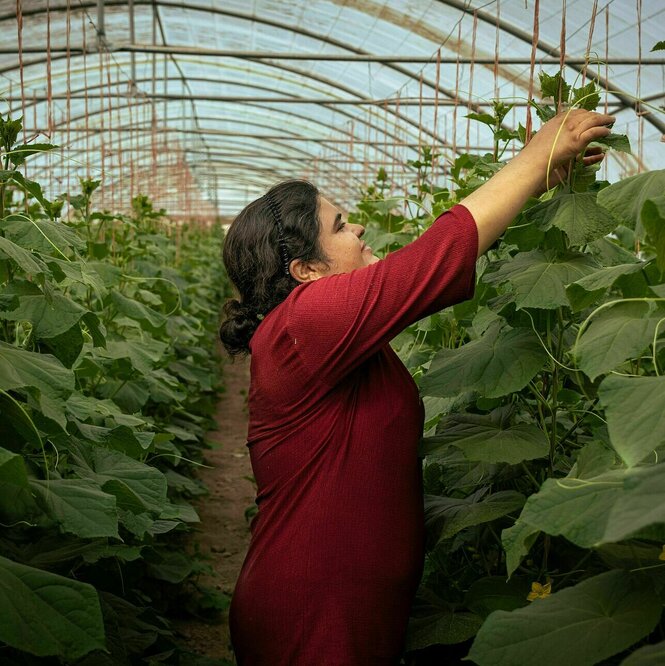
535 145 606 195
523 109 615 191
460 108 616 256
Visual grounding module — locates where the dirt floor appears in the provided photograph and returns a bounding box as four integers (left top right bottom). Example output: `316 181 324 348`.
173 355 254 664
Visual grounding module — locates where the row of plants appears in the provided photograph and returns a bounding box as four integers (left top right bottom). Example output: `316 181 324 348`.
351 73 665 665
0 114 231 664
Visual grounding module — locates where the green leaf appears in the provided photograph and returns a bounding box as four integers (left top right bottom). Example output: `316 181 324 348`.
30 478 119 538
484 250 599 309
0 170 51 209
641 195 665 271
501 520 540 578
466 112 497 127
69 445 168 515
0 341 73 428
539 71 570 103
597 169 665 237
425 490 525 541
144 547 193 583
0 388 43 450
2 212 85 254
524 193 618 246
0 236 49 277
421 322 547 399
424 412 548 464
510 470 625 548
406 609 482 650
467 570 662 666
599 375 665 467
566 263 643 311
651 40 665 52
0 554 105 660
571 82 600 110
8 142 58 167
621 640 665 665
594 133 632 153
0 293 88 339
110 291 166 330
574 302 664 380
0 445 39 522
464 576 531 618
602 463 665 544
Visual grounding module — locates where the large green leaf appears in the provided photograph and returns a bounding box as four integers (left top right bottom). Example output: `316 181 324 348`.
110 291 166 330
574 302 664 381
468 570 662 666
420 322 547 399
599 375 665 467
510 470 625 549
69 444 168 515
2 213 85 253
566 263 644 311
464 576 531 618
602 463 665 544
30 478 119 538
98 339 169 375
0 293 88 339
423 411 549 464
0 554 105 660
484 250 598 309
597 169 665 237
641 195 665 271
501 520 540 578
524 192 619 246
425 490 525 541
406 609 482 650
0 341 73 427
8 142 58 166
621 640 665 665
0 235 49 277
0 446 38 522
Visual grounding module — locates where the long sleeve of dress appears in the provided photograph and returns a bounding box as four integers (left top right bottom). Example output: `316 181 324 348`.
286 203 478 386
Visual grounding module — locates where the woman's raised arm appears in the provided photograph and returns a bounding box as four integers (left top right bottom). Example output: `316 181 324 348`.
461 108 615 257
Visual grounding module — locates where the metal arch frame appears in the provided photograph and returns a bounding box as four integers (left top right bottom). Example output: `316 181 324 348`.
4 0 663 134
435 0 665 134
2 0 496 146
21 96 415 191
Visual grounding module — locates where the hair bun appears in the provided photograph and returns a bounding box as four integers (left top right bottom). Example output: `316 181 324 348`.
219 299 261 356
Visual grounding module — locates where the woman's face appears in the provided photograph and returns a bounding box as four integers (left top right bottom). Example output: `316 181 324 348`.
306 197 379 278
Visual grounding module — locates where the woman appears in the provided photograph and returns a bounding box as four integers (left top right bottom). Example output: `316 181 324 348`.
220 109 613 665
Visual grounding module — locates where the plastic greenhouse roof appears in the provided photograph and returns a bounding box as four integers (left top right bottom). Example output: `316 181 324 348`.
1 0 664 216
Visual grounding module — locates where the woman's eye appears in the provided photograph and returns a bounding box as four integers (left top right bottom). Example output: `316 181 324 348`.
338 222 346 231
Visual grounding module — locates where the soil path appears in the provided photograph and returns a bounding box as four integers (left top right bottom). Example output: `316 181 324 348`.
174 355 254 663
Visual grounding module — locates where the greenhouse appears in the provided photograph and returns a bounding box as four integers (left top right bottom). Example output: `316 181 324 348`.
1 0 664 664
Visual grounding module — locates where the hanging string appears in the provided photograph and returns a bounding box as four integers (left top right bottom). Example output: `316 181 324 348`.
466 12 478 149
604 6 609 180
16 0 26 145
582 0 598 88
636 0 643 173
65 0 72 208
431 48 441 177
98 43 105 209
46 0 53 136
452 22 461 163
525 0 539 144
82 15 90 178
558 0 567 112
494 0 500 99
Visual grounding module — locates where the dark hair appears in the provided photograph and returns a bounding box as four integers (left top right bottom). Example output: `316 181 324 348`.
219 179 328 356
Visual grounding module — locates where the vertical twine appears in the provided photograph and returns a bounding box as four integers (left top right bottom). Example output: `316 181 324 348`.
452 23 461 162
494 0 500 99
16 0 27 144
636 0 643 173
582 0 598 87
98 47 105 209
417 72 424 193
432 48 441 176
466 12 478 149
558 0 566 112
525 0 539 144
82 16 90 178
46 0 53 135
65 0 71 208
105 50 114 212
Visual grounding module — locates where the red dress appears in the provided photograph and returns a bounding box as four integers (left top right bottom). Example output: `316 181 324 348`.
229 205 478 665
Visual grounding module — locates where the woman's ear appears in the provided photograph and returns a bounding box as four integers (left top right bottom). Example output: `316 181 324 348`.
290 258 325 283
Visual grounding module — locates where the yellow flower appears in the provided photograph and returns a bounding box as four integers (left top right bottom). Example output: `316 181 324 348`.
527 580 552 601
659 545 665 561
